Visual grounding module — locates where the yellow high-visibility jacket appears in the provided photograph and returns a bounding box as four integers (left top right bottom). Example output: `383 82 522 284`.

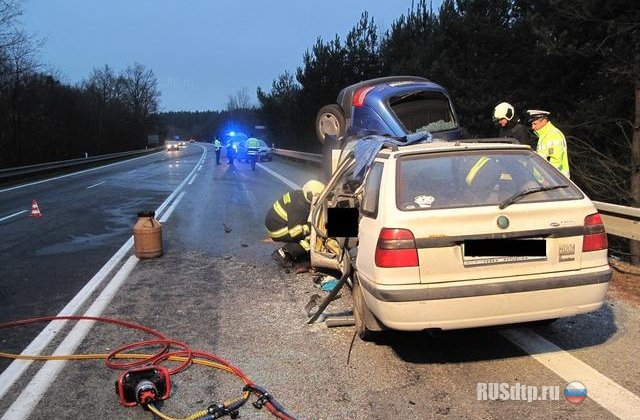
535 121 570 178
264 190 311 243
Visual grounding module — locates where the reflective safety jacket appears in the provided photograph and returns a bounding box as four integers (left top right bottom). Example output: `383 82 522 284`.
265 190 311 243
535 121 570 178
214 139 221 150
465 155 503 197
246 138 260 149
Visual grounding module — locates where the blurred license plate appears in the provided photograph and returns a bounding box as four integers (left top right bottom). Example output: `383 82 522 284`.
463 239 546 266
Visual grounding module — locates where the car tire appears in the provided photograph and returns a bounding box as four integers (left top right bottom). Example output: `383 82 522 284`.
352 279 382 341
316 104 346 144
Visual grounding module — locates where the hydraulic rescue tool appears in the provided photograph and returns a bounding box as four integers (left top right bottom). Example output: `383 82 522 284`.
115 365 171 408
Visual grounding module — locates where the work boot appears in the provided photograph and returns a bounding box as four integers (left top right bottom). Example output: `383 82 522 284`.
272 248 294 268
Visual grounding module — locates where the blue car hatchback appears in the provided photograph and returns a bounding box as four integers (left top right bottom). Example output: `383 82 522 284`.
316 76 463 178
315 76 462 143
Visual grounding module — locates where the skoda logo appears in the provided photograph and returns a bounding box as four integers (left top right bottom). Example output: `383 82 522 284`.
497 215 510 229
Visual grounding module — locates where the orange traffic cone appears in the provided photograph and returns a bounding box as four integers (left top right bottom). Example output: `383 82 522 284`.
29 199 43 218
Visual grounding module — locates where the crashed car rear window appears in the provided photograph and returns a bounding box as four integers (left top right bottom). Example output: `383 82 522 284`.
396 150 582 210
389 91 457 133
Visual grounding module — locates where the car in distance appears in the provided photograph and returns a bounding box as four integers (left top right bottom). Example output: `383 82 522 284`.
237 139 272 162
309 138 611 340
166 141 180 151
316 76 463 178
257 139 273 161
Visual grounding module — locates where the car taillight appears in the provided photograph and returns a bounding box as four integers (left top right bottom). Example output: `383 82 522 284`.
353 86 375 108
582 213 608 252
375 228 419 267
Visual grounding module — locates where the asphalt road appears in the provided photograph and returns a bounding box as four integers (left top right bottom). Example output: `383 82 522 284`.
0 143 639 419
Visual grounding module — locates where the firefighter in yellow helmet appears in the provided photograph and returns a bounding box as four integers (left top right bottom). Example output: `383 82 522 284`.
265 179 325 267
526 109 570 178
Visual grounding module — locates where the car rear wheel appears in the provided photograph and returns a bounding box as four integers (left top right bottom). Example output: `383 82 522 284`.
316 104 346 144
352 279 382 341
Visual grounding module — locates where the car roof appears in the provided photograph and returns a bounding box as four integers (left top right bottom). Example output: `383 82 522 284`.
376 138 531 158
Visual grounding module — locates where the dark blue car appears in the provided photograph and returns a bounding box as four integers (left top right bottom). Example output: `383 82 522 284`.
315 76 463 178
316 76 462 142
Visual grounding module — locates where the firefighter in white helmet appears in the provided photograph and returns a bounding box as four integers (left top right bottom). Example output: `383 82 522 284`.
493 102 535 148
265 179 325 267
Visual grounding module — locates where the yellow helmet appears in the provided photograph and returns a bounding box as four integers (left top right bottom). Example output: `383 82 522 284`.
302 179 325 202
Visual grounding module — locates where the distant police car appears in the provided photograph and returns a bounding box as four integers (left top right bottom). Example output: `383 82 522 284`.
237 139 272 162
309 138 611 340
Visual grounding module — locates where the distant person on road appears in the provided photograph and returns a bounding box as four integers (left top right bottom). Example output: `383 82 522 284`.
526 109 570 178
265 180 325 267
493 102 535 148
214 138 222 164
226 141 236 164
246 137 260 164
246 137 260 150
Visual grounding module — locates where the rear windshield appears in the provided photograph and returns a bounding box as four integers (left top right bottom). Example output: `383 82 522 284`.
396 150 583 210
389 91 457 133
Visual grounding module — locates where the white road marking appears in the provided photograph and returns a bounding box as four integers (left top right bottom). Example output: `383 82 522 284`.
0 145 208 403
159 191 185 223
0 152 163 194
0 236 133 401
0 210 28 222
1 255 140 420
86 181 105 189
259 164 301 190
188 173 198 185
241 183 259 220
501 328 640 420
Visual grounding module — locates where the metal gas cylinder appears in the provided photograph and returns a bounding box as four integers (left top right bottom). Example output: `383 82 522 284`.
133 211 163 259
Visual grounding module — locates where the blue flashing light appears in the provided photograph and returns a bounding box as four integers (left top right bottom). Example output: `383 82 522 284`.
229 131 236 136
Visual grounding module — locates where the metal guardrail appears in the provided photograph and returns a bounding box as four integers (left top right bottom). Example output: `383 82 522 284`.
272 148 322 163
272 148 640 241
593 201 640 241
0 147 163 180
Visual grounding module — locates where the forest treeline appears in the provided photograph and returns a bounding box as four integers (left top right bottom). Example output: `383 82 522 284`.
0 1 161 168
1 0 638 209
257 0 639 206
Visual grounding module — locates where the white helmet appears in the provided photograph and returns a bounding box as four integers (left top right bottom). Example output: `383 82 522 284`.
493 102 515 121
302 179 325 202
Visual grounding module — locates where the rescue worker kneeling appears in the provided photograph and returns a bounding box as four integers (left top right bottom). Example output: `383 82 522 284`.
265 180 325 267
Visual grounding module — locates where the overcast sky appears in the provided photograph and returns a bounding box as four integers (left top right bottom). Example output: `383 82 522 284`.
20 0 426 112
